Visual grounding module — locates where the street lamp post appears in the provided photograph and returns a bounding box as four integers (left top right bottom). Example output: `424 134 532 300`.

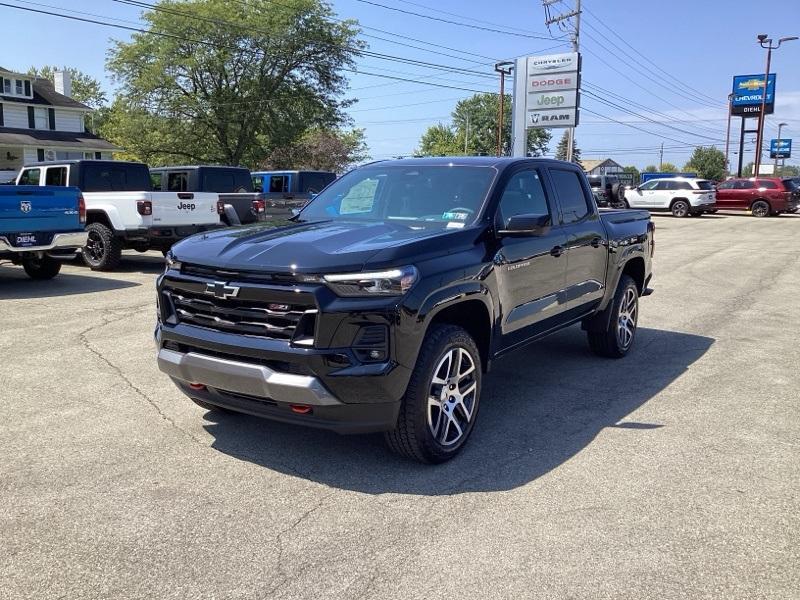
753 34 798 178
494 61 514 157
774 122 787 175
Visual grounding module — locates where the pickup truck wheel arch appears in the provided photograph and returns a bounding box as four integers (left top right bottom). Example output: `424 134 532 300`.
424 296 492 372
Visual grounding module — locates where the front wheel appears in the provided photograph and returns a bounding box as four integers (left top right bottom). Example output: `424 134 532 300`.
22 255 62 280
587 274 639 358
385 324 481 463
671 200 690 217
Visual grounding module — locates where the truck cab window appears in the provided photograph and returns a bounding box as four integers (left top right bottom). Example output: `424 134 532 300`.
150 172 162 191
252 176 264 193
18 168 41 186
167 172 188 192
269 175 288 194
45 167 67 186
497 169 550 227
549 169 591 224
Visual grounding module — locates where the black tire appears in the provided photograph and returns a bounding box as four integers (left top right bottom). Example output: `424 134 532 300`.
190 398 232 413
385 324 482 464
82 222 123 271
587 274 639 359
611 183 625 203
751 200 770 218
22 255 62 280
671 199 690 218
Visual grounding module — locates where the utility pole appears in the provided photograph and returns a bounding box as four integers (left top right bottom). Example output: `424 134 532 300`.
659 143 664 170
495 61 514 156
543 0 581 162
464 114 470 155
724 93 733 173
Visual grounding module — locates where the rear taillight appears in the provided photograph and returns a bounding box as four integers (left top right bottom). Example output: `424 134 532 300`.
137 200 152 216
216 200 225 215
252 198 266 214
78 195 86 224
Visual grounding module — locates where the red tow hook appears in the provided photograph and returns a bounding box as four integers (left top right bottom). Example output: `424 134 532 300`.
290 404 313 415
188 383 207 391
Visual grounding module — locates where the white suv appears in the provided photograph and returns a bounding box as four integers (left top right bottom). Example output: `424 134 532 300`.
625 177 717 217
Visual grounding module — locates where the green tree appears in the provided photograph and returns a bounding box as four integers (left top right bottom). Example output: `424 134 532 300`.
554 130 581 165
659 162 678 173
417 93 550 157
262 128 368 172
778 164 799 177
644 165 658 173
418 123 461 156
684 146 727 180
622 165 640 177
105 0 362 167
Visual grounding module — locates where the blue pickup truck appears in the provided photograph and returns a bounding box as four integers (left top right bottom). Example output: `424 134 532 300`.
0 185 87 279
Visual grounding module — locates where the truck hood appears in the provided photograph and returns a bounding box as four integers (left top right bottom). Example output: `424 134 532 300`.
172 219 476 273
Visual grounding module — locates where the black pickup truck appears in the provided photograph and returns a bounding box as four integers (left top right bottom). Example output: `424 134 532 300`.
155 157 654 463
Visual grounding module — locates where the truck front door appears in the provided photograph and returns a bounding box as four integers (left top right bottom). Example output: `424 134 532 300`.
493 167 568 347
547 167 608 313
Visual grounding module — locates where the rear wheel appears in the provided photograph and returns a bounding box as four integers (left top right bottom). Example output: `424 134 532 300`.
671 200 690 217
82 222 123 270
385 324 481 463
22 255 62 280
751 200 770 218
587 275 639 358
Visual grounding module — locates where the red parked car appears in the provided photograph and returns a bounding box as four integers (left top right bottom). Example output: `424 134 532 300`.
715 177 800 217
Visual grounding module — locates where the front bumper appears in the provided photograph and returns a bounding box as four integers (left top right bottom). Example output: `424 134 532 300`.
0 231 88 254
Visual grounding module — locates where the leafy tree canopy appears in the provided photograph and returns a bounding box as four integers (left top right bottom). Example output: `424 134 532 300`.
104 0 362 167
684 146 727 180
417 93 550 157
262 128 368 173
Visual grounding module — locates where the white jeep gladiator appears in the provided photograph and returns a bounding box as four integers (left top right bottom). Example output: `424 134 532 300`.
16 160 222 270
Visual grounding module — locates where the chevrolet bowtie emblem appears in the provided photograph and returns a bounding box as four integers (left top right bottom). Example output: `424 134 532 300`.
205 281 240 299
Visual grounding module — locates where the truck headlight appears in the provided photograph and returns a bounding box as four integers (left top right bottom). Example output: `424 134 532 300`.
164 251 181 273
323 266 419 297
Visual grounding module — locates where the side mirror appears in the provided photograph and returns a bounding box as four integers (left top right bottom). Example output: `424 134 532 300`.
498 213 551 237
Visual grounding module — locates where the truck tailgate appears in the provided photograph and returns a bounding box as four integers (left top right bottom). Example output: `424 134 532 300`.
0 186 81 236
150 191 219 227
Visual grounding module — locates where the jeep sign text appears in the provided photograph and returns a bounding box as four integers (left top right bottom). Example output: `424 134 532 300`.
528 90 577 110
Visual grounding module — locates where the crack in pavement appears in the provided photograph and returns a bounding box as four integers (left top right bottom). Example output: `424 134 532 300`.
77 307 207 447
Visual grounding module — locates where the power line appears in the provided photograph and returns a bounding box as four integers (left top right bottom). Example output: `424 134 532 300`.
352 0 566 41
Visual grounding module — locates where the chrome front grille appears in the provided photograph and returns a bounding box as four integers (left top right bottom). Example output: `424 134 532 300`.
164 281 317 342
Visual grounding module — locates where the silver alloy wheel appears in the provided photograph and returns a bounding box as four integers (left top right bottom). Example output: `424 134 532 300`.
616 287 638 349
672 201 688 217
427 347 477 446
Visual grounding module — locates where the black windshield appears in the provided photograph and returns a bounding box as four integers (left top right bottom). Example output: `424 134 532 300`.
297 165 497 228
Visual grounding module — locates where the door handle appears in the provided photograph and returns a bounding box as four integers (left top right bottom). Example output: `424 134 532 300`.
550 245 564 257
591 236 602 248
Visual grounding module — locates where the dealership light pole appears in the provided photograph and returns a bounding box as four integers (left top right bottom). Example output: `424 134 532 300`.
495 61 514 156
724 93 733 173
753 34 797 177
774 122 787 174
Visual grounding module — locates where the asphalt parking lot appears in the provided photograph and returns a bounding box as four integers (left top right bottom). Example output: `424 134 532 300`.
1 212 798 600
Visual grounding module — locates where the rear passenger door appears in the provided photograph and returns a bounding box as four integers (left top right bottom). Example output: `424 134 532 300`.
547 167 608 313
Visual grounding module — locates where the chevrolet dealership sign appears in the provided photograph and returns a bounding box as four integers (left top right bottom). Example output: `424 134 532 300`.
732 73 776 116
525 52 580 129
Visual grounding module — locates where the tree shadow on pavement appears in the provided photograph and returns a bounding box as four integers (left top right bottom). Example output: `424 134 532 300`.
0 265 139 299
202 326 713 495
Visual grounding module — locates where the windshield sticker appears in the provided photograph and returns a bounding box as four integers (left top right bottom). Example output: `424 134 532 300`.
446 221 465 229
442 211 469 221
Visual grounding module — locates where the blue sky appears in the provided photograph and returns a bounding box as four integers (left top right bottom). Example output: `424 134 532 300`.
2 0 799 169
